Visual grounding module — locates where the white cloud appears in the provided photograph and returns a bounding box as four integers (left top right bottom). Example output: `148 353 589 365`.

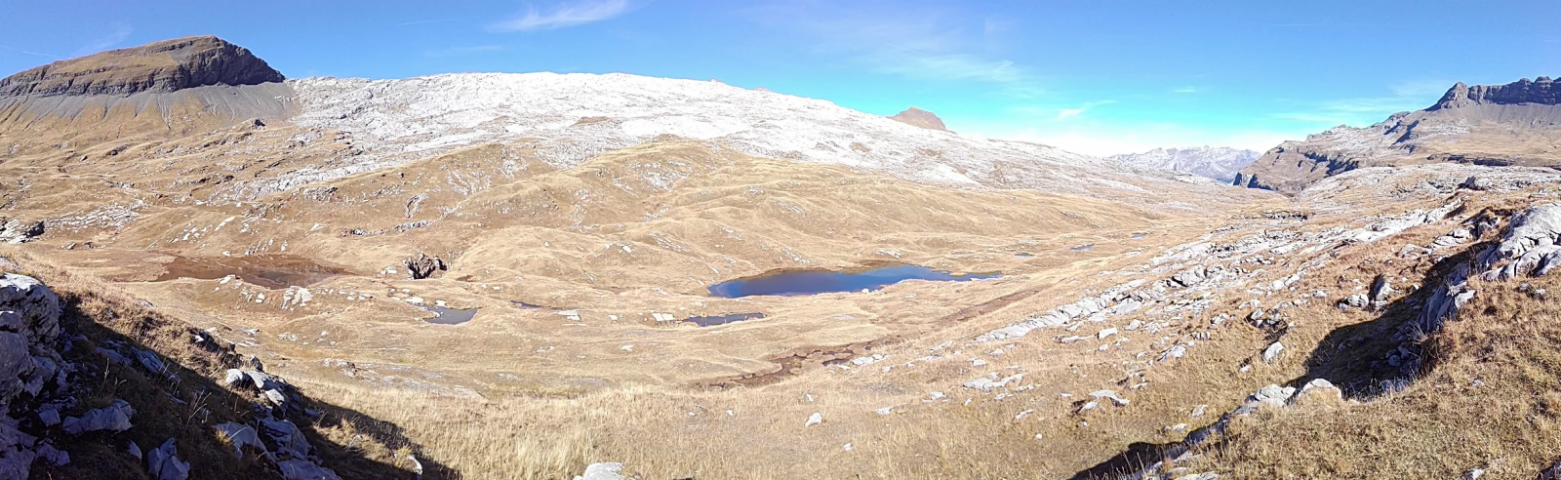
75 24 132 56
751 2 1039 93
1172 86 1200 94
490 0 632 32
1055 100 1116 120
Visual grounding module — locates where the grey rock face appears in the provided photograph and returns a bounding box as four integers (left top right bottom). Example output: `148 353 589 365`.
1433 77 1561 110
1481 204 1561 280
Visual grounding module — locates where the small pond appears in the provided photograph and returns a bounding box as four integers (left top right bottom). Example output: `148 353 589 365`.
422 305 479 325
684 312 767 326
1069 244 1095 251
707 265 1000 298
156 255 345 289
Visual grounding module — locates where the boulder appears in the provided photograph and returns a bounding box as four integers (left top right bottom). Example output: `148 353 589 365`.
214 423 265 457
146 439 190 480
404 254 446 280
1089 390 1130 406
573 462 626 480
805 412 822 427
1338 293 1369 311
61 399 134 435
1292 378 1343 404
1369 274 1393 305
1262 342 1284 364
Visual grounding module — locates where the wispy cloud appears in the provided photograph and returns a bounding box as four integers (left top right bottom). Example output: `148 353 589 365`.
75 24 132 56
1275 80 1454 126
1172 86 1201 94
1056 100 1116 120
423 45 505 58
748 2 1041 95
0 45 56 58
489 0 632 32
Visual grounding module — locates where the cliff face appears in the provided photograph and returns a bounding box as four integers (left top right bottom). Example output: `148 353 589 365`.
0 36 284 98
1431 76 1560 110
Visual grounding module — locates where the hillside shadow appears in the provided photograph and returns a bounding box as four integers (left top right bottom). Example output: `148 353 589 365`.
1066 245 1487 480
32 288 456 479
1295 243 1486 399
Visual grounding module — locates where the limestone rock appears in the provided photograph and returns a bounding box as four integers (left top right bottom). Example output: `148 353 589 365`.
61 399 134 435
805 412 822 427
1262 342 1284 364
146 439 190 480
573 462 626 480
214 423 265 457
1293 378 1343 404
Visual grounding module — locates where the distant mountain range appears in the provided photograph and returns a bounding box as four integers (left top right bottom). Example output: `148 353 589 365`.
1109 146 1260 183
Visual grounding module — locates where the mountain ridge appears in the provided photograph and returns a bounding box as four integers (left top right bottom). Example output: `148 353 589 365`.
0 35 284 98
1234 76 1561 193
1109 146 1259 183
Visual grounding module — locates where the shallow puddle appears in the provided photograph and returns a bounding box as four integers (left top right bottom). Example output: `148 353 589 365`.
155 255 345 289
1070 244 1095 251
684 312 766 326
707 264 1000 298
422 305 478 325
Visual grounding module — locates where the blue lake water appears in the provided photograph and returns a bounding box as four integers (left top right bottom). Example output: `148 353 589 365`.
684 312 767 326
422 305 479 324
707 265 1000 298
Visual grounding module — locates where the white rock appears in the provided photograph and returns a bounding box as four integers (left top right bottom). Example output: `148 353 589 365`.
1262 342 1284 364
62 399 135 435
573 462 625 480
805 412 822 427
146 439 190 480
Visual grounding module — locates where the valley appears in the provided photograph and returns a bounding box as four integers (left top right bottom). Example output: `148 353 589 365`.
1 34 1561 480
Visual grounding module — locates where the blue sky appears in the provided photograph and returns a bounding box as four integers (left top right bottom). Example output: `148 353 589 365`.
2 0 1558 155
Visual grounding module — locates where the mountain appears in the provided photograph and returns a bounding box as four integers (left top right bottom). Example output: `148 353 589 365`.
0 35 282 97
17 36 1561 480
1108 146 1259 182
887 107 949 131
1235 76 1561 193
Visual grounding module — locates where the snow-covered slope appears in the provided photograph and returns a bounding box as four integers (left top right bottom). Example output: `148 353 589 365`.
282 73 1176 196
1109 146 1259 183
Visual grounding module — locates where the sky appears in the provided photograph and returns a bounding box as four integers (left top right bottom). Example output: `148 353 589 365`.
1 0 1558 155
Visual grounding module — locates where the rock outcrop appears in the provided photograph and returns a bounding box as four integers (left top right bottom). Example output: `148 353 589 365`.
0 36 284 98
0 274 64 480
887 107 949 131
1432 77 1561 110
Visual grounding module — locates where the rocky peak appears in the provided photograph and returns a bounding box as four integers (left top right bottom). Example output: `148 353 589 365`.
889 107 950 131
0 35 284 98
1431 76 1560 110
